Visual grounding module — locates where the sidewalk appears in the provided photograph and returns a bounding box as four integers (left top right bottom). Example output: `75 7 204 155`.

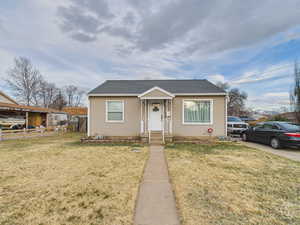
134 145 180 225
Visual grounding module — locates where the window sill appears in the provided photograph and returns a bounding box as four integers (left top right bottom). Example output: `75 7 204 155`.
105 120 125 123
182 122 213 125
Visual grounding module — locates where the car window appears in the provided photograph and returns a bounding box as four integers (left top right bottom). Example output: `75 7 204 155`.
279 123 300 130
263 124 273 129
272 125 280 130
228 117 242 122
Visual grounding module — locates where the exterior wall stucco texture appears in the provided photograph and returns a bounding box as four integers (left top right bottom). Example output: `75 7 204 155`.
89 96 141 136
89 96 226 137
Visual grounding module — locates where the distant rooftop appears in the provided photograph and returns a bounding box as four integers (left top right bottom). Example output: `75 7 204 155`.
63 107 87 116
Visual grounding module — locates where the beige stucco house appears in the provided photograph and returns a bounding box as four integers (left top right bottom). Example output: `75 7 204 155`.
88 80 227 143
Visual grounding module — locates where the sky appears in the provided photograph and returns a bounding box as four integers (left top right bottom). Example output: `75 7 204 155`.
1 0 300 111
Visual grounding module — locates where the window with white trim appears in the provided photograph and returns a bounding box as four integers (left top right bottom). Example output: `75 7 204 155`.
183 100 212 124
106 100 124 122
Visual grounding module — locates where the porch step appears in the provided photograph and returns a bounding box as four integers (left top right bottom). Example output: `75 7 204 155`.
151 142 163 146
150 131 163 144
150 139 163 144
151 131 162 133
151 137 162 140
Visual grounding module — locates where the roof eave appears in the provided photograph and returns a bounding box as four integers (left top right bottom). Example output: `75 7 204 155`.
88 92 227 97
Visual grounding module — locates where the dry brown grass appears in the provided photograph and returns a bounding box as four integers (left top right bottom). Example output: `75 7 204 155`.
165 142 300 225
1 131 57 140
0 133 148 225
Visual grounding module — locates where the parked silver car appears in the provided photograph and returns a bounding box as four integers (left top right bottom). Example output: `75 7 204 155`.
227 116 249 135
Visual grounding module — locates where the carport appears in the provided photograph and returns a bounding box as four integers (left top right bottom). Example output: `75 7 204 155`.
0 102 65 128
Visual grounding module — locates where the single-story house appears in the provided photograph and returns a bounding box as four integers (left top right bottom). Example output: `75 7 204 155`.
88 80 227 143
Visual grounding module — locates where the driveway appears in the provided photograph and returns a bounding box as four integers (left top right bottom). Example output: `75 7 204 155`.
242 141 300 162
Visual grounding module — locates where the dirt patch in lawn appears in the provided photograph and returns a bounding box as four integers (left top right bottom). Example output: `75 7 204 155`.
165 142 300 225
0 133 148 225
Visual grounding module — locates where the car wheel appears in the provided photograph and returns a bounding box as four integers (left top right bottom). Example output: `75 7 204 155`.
270 138 281 149
242 133 248 141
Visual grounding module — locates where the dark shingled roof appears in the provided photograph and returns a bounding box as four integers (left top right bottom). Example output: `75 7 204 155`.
89 80 226 95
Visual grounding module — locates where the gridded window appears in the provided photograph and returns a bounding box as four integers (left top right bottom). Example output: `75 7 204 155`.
183 100 212 124
106 100 124 122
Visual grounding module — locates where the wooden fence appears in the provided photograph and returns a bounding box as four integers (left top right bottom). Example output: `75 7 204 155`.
0 126 67 141
69 117 87 132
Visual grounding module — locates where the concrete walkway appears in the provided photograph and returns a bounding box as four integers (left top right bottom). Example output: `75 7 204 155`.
242 142 300 162
134 145 180 225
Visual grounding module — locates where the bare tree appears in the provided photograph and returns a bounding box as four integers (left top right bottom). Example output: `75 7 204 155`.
39 79 59 108
216 82 248 116
73 89 85 106
50 90 67 110
64 85 85 106
6 57 42 105
64 85 78 106
290 61 300 122
228 88 248 116
216 81 230 91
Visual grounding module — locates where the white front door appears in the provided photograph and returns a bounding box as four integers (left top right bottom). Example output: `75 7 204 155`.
149 103 162 131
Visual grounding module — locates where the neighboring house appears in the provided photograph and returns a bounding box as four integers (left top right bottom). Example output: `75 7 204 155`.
88 80 227 143
0 91 18 105
0 90 67 129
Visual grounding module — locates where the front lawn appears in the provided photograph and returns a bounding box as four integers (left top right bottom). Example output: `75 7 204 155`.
165 142 300 225
0 133 148 225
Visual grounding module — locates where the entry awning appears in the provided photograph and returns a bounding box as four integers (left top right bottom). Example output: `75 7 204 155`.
138 86 175 99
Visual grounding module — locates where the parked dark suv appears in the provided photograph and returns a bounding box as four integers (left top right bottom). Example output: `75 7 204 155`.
242 121 300 149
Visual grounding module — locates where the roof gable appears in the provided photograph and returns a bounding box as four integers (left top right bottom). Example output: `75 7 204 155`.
138 86 174 99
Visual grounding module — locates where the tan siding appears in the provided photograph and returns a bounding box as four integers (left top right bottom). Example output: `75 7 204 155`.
89 95 226 137
89 96 140 136
172 96 226 136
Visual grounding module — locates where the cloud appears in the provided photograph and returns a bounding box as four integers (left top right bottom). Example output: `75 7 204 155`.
57 0 300 56
57 0 114 42
122 12 136 25
231 63 293 85
247 91 291 110
0 0 300 112
264 92 289 98
207 74 225 84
